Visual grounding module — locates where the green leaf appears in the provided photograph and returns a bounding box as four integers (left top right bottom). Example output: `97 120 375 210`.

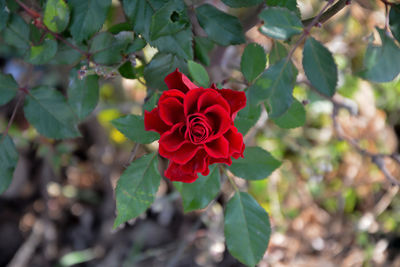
3 14 30 51
303 37 337 97
0 73 18 106
259 7 303 41
28 39 58 65
241 43 266 83
122 0 168 40
272 98 305 128
43 0 70 33
118 61 137 79
149 0 189 40
114 153 161 228
90 32 123 65
150 28 193 60
228 147 281 180
144 91 161 112
249 58 297 118
196 4 245 46
234 101 262 135
68 0 111 42
268 41 288 65
222 0 263 8
24 86 81 139
174 164 220 213
67 72 99 121
108 22 132 34
224 192 271 267
389 4 400 42
51 38 83 65
187 60 209 88
194 36 214 66
112 114 159 144
126 36 147 53
0 0 10 31
360 28 400 83
144 53 187 90
0 134 18 194
266 0 300 18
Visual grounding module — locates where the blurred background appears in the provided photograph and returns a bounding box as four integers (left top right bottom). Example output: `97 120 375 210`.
1 0 400 266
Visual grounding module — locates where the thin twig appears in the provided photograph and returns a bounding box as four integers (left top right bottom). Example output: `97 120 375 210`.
302 0 349 27
0 94 25 144
126 143 140 167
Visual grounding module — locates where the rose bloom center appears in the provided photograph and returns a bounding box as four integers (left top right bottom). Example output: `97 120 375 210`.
185 113 211 144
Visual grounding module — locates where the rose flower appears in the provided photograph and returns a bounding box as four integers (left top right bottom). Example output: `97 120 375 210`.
144 69 246 183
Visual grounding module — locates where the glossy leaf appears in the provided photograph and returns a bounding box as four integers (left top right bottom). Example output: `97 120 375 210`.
228 147 281 180
24 86 81 139
67 73 99 121
3 14 30 51
0 135 19 194
360 28 400 83
241 43 266 83
28 39 58 65
90 32 123 65
0 73 18 106
150 28 193 60
194 36 214 66
272 99 305 129
144 53 187 90
126 36 147 53
196 4 245 46
43 0 70 33
225 192 271 267
114 153 161 228
389 4 400 42
188 60 209 88
266 0 300 18
235 102 262 135
112 114 159 144
68 0 111 42
174 165 220 212
249 58 297 118
222 0 263 8
259 7 302 41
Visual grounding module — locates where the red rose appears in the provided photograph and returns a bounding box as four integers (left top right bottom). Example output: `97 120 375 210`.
144 69 246 183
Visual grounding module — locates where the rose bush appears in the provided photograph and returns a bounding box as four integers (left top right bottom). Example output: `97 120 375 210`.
144 69 246 183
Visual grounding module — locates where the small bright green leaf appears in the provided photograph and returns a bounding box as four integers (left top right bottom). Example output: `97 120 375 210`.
241 43 266 83
389 4 400 42
303 37 337 97
68 0 111 42
28 39 58 65
228 147 281 180
43 0 70 33
249 58 297 118
222 0 263 8
268 41 288 65
235 101 262 135
188 60 209 88
272 98 305 128
68 72 99 121
0 73 18 106
259 7 303 41
174 165 220 213
112 114 159 144
196 4 245 46
24 86 81 139
194 36 214 66
143 53 187 90
266 0 300 18
149 0 188 40
360 28 400 83
0 134 19 194
3 14 30 51
114 153 161 228
225 192 271 267
90 32 123 65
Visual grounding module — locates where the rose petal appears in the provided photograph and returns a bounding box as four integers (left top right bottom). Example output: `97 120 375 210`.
224 126 245 158
209 157 232 166
160 142 201 164
181 149 209 174
197 89 230 114
204 105 231 139
144 108 170 134
164 68 197 93
204 136 229 158
158 98 185 125
159 123 186 152
158 89 185 103
184 88 205 116
165 161 198 183
214 88 246 119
